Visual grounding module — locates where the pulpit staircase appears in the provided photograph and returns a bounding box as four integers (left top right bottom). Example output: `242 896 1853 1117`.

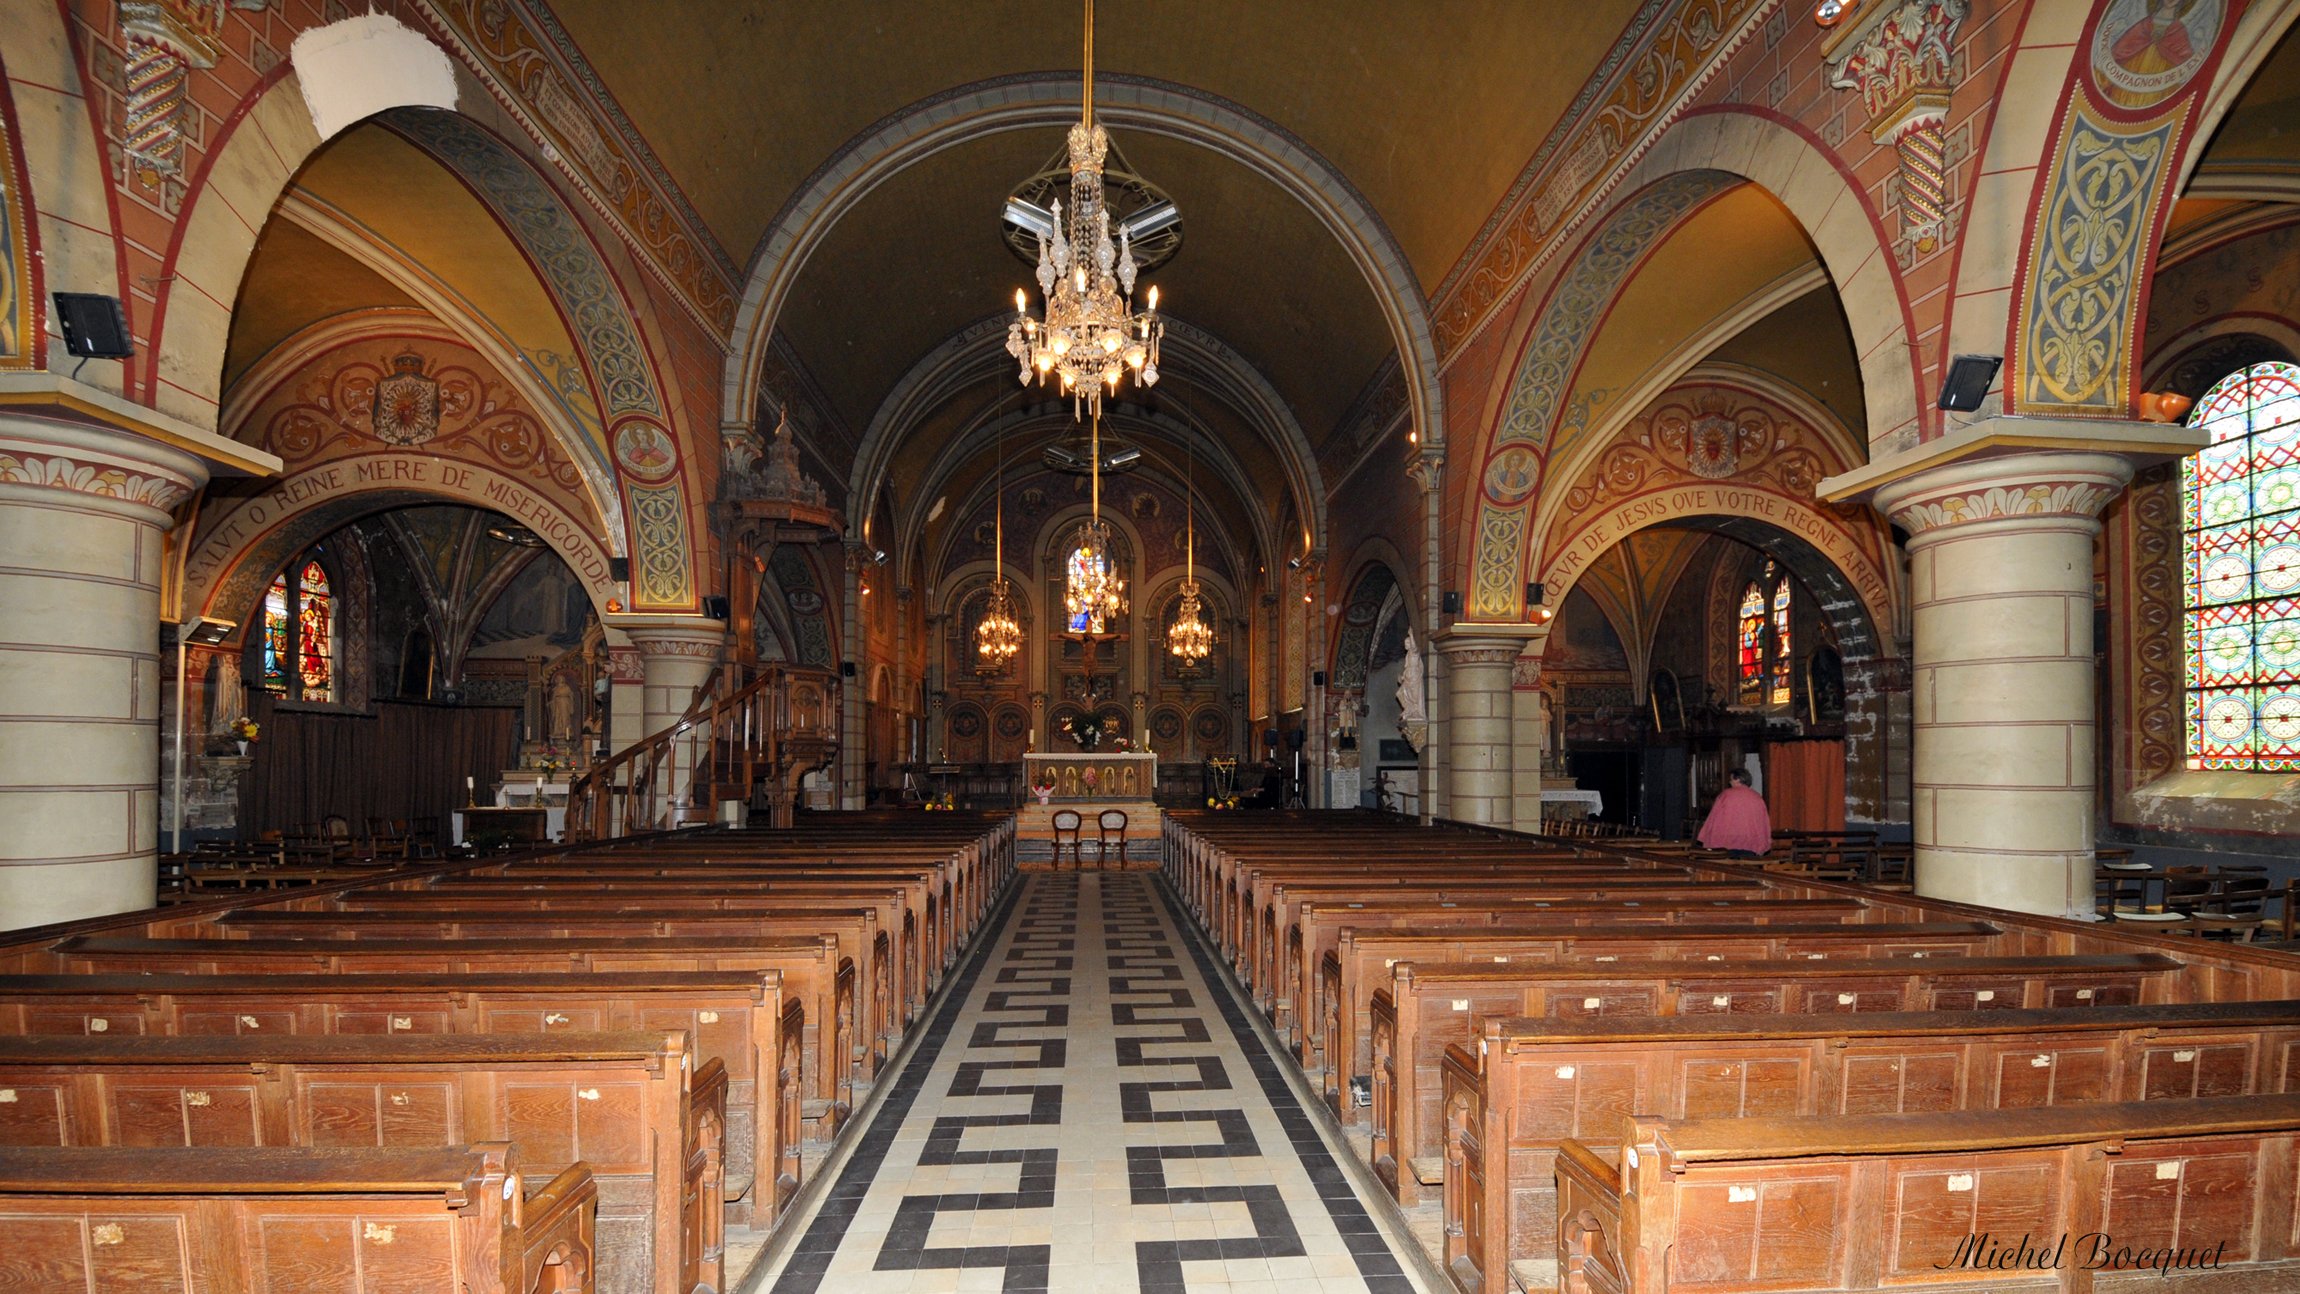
566 663 839 840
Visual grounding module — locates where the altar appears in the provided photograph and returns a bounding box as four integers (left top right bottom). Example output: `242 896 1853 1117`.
1023 750 1155 801
1017 751 1159 870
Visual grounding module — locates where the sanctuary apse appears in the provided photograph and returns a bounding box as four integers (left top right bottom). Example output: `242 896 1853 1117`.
2 1 2300 1291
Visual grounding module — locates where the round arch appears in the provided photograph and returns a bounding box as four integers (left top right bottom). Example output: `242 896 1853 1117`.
1460 111 1918 623
180 460 619 631
722 74 1444 459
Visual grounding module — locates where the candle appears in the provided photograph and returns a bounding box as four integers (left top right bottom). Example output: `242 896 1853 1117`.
466 776 475 791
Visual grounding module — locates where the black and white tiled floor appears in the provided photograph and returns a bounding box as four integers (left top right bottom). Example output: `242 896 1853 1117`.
756 873 1436 1294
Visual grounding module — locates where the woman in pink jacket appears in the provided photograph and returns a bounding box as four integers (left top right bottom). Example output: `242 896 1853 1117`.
1696 768 1773 858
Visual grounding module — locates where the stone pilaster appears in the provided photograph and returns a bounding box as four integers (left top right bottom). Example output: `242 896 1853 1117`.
1874 451 2133 918
1509 643 1550 832
1434 627 1540 827
0 417 207 930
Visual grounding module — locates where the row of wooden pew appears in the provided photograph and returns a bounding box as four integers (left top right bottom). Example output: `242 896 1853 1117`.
1159 811 2300 1294
0 811 1016 1294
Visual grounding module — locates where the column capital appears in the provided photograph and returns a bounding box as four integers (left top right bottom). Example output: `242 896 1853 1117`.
611 617 728 659
1820 414 2203 504
1432 624 1542 665
0 416 211 522
1872 449 2136 543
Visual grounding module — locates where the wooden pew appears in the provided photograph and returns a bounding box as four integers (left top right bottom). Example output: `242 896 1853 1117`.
1442 1000 2300 1290
1319 920 2016 1109
0 967 804 1224
0 1030 719 1294
1546 1093 2300 1294
0 1142 597 1294
1370 951 2189 1200
1271 894 1869 1047
210 902 898 1086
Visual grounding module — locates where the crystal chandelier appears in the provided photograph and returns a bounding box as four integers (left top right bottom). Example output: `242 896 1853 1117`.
1006 0 1163 417
974 425 1022 675
1170 441 1212 666
1063 410 1127 636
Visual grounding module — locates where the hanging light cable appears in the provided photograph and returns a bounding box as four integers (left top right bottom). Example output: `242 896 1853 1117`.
975 410 1023 675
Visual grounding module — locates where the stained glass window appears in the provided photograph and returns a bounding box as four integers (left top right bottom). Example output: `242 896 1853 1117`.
2183 361 2300 771
1066 545 1098 633
261 574 292 692
1736 581 1766 704
297 561 333 702
255 555 336 701
1769 579 1794 706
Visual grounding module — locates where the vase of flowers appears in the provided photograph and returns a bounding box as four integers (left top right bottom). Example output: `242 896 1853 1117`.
1032 777 1056 806
1061 712 1102 751
229 716 259 757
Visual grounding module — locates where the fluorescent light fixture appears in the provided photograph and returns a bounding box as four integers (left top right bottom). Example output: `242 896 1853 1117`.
1003 198 1055 239
1120 200 1180 240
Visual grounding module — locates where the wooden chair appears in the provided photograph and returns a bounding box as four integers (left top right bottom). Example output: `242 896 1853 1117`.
1097 809 1130 867
1051 810 1084 870
2260 878 2299 942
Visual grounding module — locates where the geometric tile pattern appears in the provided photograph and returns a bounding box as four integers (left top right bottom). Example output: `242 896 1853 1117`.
759 874 1431 1293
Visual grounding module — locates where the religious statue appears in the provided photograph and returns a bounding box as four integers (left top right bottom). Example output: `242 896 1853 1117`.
547 676 577 741
1396 630 1427 753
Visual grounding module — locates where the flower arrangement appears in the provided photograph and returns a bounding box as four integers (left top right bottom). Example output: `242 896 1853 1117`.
922 793 958 811
1204 793 1243 810
1031 775 1057 806
1113 736 1132 752
229 716 260 742
1060 712 1102 751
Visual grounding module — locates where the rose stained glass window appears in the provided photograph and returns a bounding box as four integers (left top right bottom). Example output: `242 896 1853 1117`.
1736 581 1766 704
1769 578 1794 706
2183 361 2300 771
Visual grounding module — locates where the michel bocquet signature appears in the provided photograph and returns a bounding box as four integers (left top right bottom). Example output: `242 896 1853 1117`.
1935 1232 2229 1278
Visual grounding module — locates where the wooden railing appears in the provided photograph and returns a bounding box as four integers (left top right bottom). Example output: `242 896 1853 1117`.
566 664 839 841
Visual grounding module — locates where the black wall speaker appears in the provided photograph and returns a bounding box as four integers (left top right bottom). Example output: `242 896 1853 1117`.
1312 670 1327 687
701 595 730 620
841 661 858 679
1442 591 1463 615
1526 582 1546 605
1937 354 2002 411
53 293 133 359
608 556 631 582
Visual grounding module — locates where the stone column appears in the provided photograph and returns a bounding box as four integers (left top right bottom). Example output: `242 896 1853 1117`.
1874 452 2133 918
0 418 207 931
616 618 726 823
1434 628 1539 827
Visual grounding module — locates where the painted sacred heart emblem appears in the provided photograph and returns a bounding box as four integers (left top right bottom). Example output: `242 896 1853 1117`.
1686 413 1737 479
371 354 441 447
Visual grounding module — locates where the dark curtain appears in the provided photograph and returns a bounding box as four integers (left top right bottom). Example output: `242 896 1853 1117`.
1764 739 1846 833
242 694 520 836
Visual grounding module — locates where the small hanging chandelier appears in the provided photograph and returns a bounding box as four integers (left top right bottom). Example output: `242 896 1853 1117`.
1063 409 1127 636
1170 439 1212 666
975 425 1022 675
1006 0 1163 418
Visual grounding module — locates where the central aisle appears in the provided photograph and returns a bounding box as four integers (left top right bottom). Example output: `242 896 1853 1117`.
758 872 1432 1294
